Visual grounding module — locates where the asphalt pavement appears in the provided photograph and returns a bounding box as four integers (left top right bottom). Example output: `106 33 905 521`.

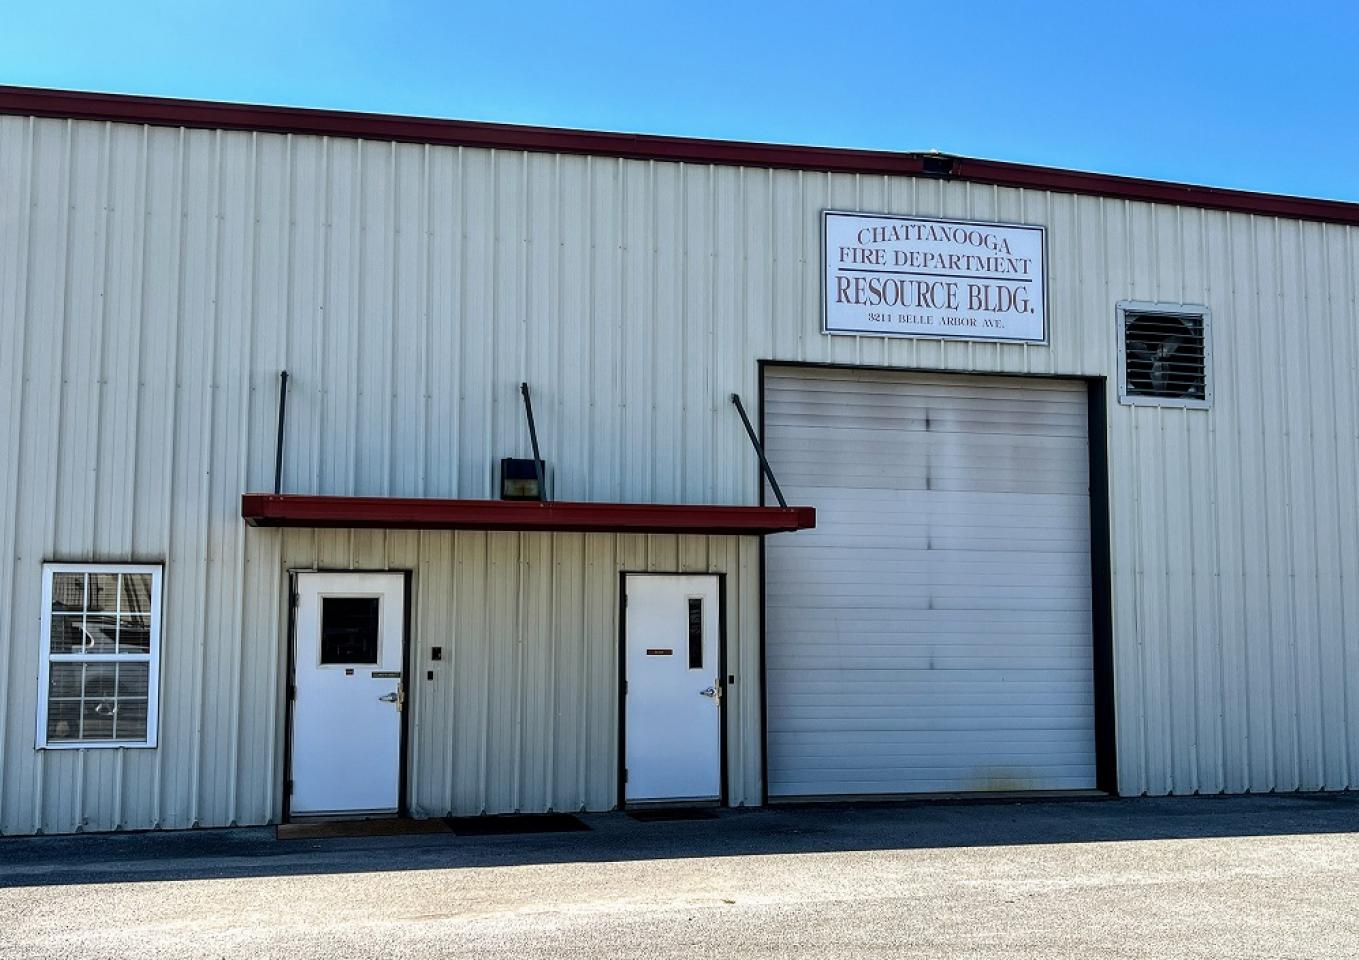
2 793 1357 959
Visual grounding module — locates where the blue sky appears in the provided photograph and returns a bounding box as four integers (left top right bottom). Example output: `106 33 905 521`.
4 1 1356 201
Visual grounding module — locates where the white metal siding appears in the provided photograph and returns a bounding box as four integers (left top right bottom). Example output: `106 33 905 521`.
1 113 1357 832
0 526 760 834
764 369 1096 795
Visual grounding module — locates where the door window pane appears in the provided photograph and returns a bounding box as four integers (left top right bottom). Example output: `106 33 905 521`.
320 597 381 665
688 598 703 670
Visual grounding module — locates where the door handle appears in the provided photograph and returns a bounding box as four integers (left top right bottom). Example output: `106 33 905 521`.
700 686 716 698
379 682 406 709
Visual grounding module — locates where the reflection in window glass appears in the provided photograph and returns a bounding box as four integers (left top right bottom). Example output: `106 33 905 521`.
120 574 153 615
50 616 87 655
51 573 85 612
88 573 120 612
119 615 151 654
41 566 160 747
320 597 381 665
688 598 703 670
83 615 119 654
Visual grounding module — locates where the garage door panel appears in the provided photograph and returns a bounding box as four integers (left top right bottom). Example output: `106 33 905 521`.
769 734 1098 754
766 570 1092 591
767 555 1092 582
788 489 1095 517
766 372 1088 406
764 368 1097 797
765 592 1094 611
768 670 1096 689
766 443 1089 489
770 637 1095 650
767 618 1095 634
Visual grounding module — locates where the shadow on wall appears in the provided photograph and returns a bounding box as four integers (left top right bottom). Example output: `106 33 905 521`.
0 792 1356 889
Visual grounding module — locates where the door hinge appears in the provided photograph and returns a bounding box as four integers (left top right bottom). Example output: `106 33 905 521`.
623 768 628 783
286 779 293 795
290 591 299 610
288 683 296 701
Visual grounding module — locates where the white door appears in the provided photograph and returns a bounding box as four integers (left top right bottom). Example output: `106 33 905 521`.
290 572 406 816
764 368 1097 797
624 575 722 803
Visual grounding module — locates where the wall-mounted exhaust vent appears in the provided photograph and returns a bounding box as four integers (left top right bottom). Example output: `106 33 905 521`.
1116 301 1212 409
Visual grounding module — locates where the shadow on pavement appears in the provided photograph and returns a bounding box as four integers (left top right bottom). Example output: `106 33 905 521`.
1 792 1356 888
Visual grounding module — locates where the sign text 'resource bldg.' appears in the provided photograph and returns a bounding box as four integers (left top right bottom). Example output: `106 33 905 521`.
823 211 1046 343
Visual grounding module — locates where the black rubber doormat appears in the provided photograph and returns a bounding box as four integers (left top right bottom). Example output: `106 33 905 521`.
444 813 590 836
277 818 453 840
627 807 720 822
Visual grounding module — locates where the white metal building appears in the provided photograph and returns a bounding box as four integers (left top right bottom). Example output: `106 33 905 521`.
1 86 1357 835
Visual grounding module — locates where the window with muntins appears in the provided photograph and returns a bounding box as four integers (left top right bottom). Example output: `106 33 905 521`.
37 564 163 748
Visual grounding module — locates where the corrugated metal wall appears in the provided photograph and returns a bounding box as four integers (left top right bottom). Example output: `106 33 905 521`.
1 114 1357 832
1 523 759 834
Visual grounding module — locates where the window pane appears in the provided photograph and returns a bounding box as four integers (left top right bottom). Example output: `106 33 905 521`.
46 700 81 742
688 598 703 669
120 574 152 615
320 597 380 665
88 574 120 612
82 699 116 740
50 615 87 654
49 662 85 699
84 662 116 700
116 662 150 698
118 615 151 654
51 573 85 612
82 615 119 654
114 699 148 741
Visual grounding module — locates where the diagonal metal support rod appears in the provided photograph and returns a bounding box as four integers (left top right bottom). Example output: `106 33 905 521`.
520 382 548 502
274 370 289 495
731 392 787 509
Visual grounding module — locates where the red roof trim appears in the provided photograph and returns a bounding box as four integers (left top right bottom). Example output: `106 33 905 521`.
3 86 1358 227
241 494 815 535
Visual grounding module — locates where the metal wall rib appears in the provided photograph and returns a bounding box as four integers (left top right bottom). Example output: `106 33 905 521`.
1 114 1357 832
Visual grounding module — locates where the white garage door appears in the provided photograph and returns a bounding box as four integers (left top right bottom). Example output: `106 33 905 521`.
763 367 1097 797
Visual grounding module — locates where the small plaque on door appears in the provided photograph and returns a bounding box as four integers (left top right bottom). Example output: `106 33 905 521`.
372 670 402 678
646 648 673 656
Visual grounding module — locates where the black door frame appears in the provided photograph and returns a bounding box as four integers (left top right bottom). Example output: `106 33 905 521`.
617 571 729 808
281 568 414 822
756 360 1119 800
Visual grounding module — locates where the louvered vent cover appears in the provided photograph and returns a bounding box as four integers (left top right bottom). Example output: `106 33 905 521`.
1117 303 1211 408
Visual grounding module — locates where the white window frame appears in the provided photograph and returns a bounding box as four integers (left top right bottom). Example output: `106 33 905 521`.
36 563 163 750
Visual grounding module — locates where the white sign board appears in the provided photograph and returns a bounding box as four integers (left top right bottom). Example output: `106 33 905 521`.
823 211 1046 343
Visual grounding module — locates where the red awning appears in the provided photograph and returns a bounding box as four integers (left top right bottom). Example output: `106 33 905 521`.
241 494 814 535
